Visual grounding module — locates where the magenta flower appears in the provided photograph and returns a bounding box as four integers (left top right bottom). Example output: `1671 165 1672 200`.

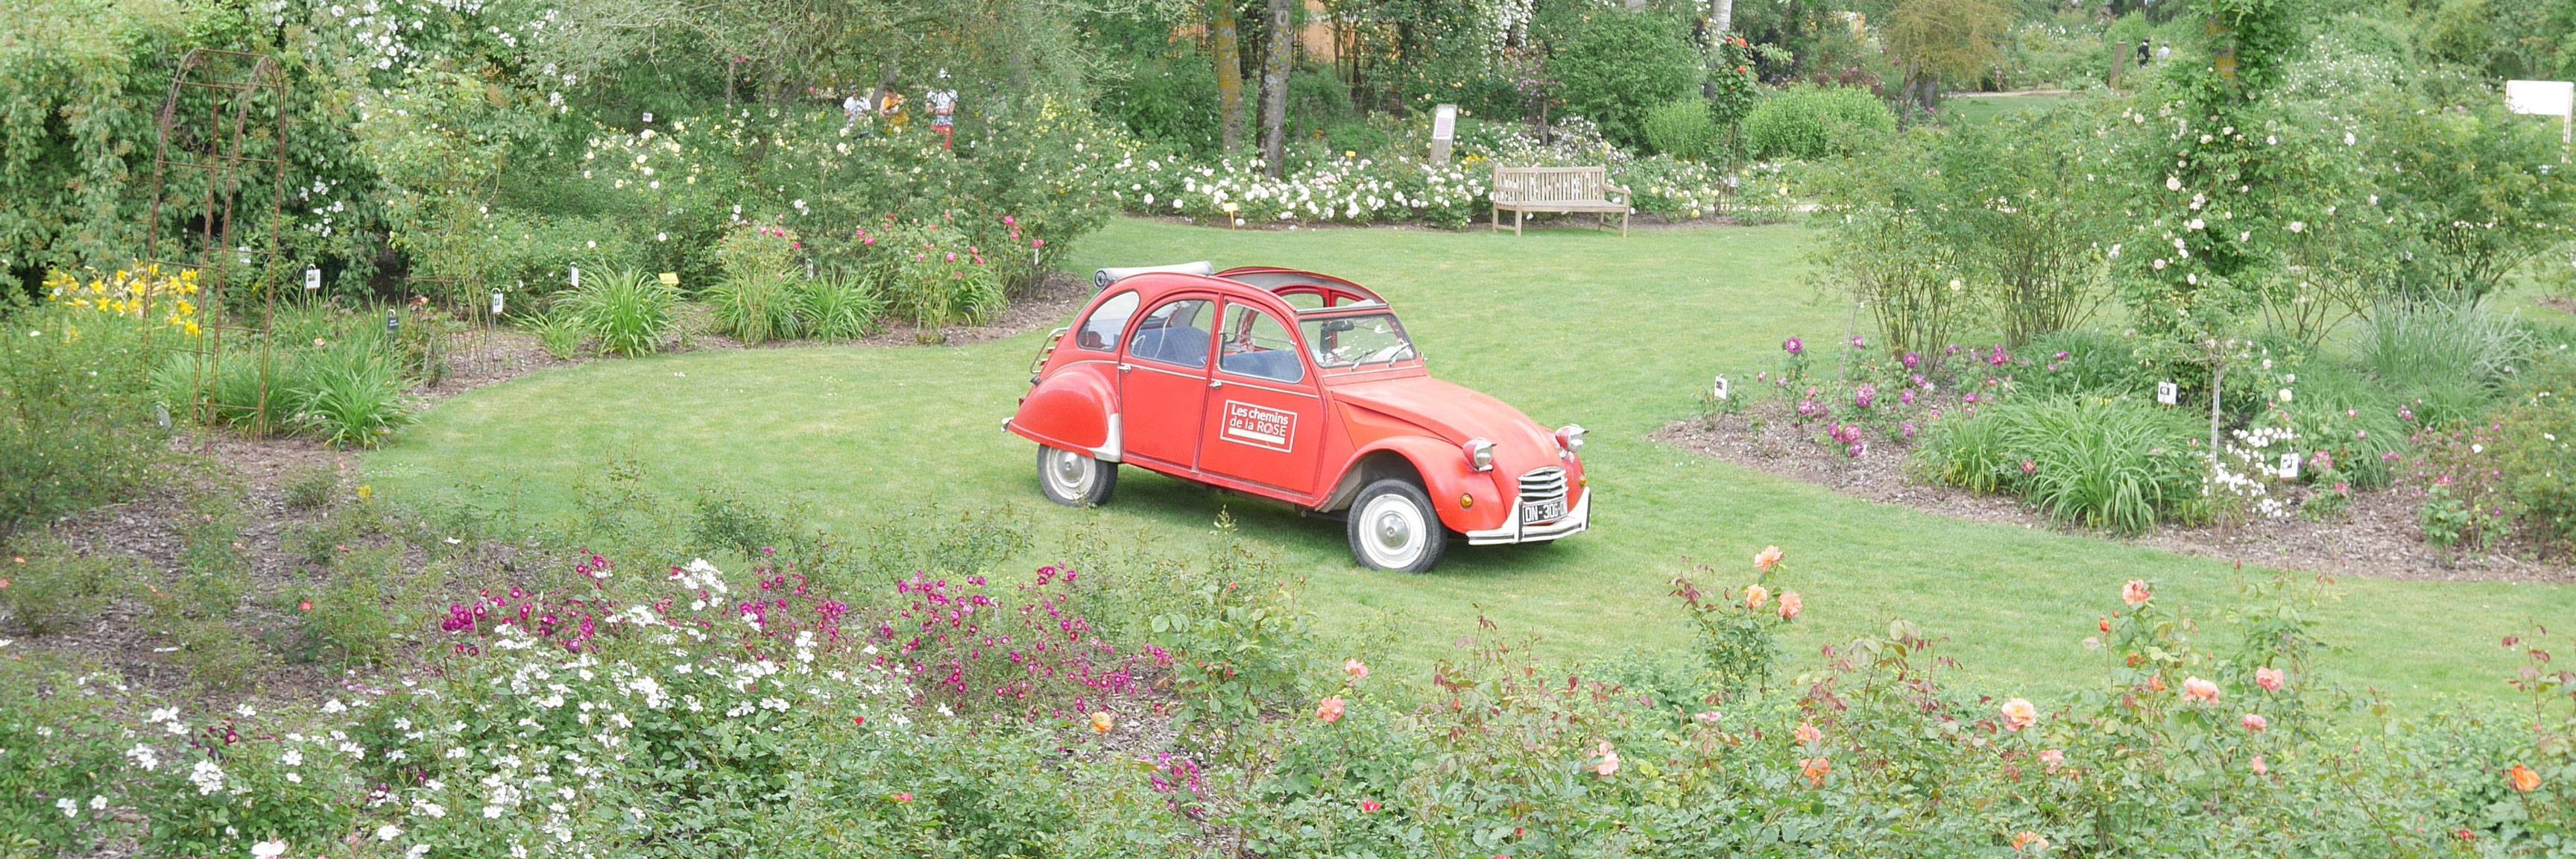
1854 384 1877 409
1784 336 1805 356
1899 388 1916 406
1901 351 1921 370
1849 335 1867 350
1987 345 2012 367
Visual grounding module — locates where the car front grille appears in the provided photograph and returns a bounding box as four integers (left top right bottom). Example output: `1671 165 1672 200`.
1519 467 1568 507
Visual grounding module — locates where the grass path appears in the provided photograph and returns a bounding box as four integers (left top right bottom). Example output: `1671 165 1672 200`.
368 217 2575 708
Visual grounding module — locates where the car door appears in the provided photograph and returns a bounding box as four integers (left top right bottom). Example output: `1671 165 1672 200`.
1199 300 1326 497
1118 295 1217 470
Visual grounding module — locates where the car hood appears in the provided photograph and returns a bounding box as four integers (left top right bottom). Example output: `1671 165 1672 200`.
1331 376 1564 468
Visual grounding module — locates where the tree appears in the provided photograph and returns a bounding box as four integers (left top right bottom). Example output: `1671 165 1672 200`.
1258 0 1293 175
1880 0 2007 114
1210 0 1247 151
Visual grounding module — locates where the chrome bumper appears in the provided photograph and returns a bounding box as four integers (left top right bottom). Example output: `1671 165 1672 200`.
1464 486 1591 546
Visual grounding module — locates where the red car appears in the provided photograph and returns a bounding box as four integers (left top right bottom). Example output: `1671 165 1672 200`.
1005 263 1590 571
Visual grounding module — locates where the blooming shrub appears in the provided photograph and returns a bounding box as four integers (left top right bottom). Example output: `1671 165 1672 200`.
1 296 172 532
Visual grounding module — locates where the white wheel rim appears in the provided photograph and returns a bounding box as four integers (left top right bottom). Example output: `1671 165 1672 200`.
1043 448 1096 500
1357 492 1427 569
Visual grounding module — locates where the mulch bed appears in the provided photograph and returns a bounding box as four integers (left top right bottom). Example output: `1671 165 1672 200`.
1654 405 2576 585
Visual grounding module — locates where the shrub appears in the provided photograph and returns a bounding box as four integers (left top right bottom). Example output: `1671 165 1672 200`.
1 295 171 535
567 268 678 357
1550 12 1703 150
2494 353 2576 547
709 224 804 345
2019 330 2153 398
1742 85 1896 161
283 465 338 511
291 547 397 667
0 654 131 858
864 220 1006 332
0 535 127 636
795 271 883 341
1641 98 1722 161
1099 54 1222 154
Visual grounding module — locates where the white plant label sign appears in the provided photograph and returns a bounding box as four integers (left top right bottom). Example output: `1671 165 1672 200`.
2506 80 2574 117
2157 380 2179 406
1712 375 1731 401
2279 452 2300 479
1432 104 1458 140
304 268 321 291
569 265 580 289
491 292 505 314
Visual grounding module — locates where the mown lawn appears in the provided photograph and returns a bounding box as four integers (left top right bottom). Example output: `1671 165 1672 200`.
367 216 2575 709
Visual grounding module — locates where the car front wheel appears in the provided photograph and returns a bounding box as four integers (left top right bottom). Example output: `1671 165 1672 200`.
1036 445 1117 507
1348 477 1448 572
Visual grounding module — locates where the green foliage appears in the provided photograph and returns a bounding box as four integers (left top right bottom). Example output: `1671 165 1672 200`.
1149 517 1310 753
1101 55 1222 154
1550 12 1703 150
291 339 414 448
291 546 399 667
0 300 170 535
1670 554 1799 700
1919 397 2208 532
283 465 338 512
151 316 414 447
2358 302 2528 427
0 534 127 636
2021 330 2156 398
707 226 804 345
1742 85 1895 162
690 484 801 558
865 220 1006 333
2493 353 2576 547
567 268 678 357
795 271 884 341
0 654 129 858
1640 99 1722 161
525 306 588 359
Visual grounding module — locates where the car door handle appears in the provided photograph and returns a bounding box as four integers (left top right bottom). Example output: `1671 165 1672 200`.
1116 363 1131 372
1208 380 1224 388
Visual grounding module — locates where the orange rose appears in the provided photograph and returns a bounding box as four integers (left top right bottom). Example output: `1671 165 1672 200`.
1999 698 2037 731
1800 756 1831 787
2182 676 2220 704
1778 591 1803 620
1743 585 1770 611
1090 711 1114 734
2509 764 2542 793
1317 696 1346 724
1753 545 1784 571
2122 580 2152 606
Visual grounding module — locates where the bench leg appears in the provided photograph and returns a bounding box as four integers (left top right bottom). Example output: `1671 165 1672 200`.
1514 210 1524 236
1490 206 1498 233
1621 210 1629 237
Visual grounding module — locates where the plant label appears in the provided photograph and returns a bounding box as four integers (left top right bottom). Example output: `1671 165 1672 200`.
491 292 505 315
2157 381 2179 405
659 272 679 287
2279 452 2299 479
386 309 400 333
569 265 579 289
1712 375 1730 401
1432 104 1458 140
304 268 321 291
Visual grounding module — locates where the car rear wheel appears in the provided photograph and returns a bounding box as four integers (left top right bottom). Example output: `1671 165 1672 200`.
1348 478 1447 573
1036 445 1116 507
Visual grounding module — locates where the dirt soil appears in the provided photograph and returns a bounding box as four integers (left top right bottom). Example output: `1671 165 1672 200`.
1655 407 2576 585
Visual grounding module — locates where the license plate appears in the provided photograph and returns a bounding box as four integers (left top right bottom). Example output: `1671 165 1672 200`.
1521 499 1565 524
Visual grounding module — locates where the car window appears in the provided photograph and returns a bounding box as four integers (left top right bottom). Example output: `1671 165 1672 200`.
1076 291 1139 352
1279 290 1328 311
1127 298 1213 369
1300 312 1417 371
1217 303 1305 384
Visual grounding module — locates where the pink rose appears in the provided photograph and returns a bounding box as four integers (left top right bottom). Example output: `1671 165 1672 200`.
2250 755 2269 775
1778 591 1803 621
2182 676 2220 704
1593 740 1620 777
2254 667 2285 693
1794 722 1822 746
1743 585 1769 612
1344 658 1370 682
2039 749 2065 772
2241 713 2267 734
1316 696 1345 724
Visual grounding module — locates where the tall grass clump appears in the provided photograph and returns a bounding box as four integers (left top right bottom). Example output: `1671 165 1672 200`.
1916 397 2206 533
709 224 803 345
2358 302 2528 426
567 268 678 357
797 271 884 341
291 340 412 447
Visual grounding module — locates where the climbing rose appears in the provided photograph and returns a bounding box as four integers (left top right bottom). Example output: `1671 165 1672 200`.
2182 676 2220 704
2122 579 2153 606
1999 698 2038 731
2254 667 2285 692
1753 545 1784 571
1316 696 1345 724
1778 591 1802 620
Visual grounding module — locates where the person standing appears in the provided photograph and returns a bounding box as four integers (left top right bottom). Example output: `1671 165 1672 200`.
926 69 959 152
2156 42 2171 63
2136 40 2150 67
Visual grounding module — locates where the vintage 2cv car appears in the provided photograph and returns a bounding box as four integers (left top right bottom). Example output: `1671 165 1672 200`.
1003 262 1589 572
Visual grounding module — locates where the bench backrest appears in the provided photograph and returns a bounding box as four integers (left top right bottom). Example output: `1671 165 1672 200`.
1492 166 1609 204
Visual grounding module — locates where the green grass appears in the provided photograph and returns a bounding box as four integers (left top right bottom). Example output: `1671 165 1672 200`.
366 217 2576 710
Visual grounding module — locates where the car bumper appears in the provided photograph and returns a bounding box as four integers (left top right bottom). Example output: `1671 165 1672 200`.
1464 486 1590 546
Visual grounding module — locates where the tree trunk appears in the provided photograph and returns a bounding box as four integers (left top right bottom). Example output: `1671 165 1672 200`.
1211 0 1246 152
1712 0 1733 37
1258 0 1292 177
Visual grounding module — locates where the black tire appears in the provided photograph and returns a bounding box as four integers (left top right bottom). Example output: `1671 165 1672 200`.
1346 477 1448 572
1036 445 1117 507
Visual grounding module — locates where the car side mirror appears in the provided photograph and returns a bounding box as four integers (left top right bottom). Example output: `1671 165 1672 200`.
1321 320 1355 334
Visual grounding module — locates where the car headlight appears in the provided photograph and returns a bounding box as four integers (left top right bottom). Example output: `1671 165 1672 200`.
1556 424 1586 455
1462 438 1495 472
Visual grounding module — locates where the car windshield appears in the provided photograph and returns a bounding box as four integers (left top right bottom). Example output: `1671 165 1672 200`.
1300 312 1417 370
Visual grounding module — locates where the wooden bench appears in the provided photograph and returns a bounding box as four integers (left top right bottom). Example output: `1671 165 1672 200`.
1490 166 1631 236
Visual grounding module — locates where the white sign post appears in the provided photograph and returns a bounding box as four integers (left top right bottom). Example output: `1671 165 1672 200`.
1430 104 1458 166
2156 380 2179 406
304 267 321 292
2505 80 2574 163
